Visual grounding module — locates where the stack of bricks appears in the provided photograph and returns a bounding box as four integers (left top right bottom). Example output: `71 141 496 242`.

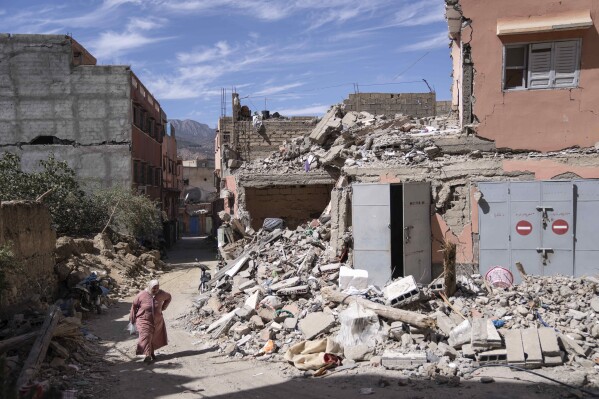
343 93 436 118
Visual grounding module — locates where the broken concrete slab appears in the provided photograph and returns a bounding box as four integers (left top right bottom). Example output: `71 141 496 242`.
434 312 457 336
207 310 238 334
309 106 343 144
269 277 300 292
504 329 526 366
244 291 261 310
448 319 471 348
344 344 374 362
381 350 427 370
298 312 336 340
522 328 543 369
538 327 561 357
341 111 359 129
283 317 298 331
339 266 368 290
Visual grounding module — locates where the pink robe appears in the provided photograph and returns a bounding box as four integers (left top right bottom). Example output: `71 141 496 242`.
130 289 172 356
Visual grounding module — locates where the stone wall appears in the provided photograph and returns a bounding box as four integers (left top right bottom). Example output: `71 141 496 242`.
0 201 57 310
219 117 316 162
343 93 436 118
245 184 333 230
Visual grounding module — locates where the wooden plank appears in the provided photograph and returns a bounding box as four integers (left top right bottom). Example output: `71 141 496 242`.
0 330 40 354
321 286 435 329
16 306 60 388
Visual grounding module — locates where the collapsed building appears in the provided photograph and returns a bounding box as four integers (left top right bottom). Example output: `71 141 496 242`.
214 0 599 286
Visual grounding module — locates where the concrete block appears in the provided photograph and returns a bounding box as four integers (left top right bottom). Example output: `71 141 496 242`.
434 312 457 336
538 327 561 357
283 317 298 331
448 320 471 348
309 106 342 144
477 349 507 364
238 279 257 291
299 312 336 340
461 344 476 358
339 266 369 290
381 350 427 370
235 307 256 320
384 275 420 307
269 276 300 291
249 315 264 330
206 309 238 333
277 285 309 296
344 344 374 362
504 329 526 366
522 328 543 369
245 291 261 310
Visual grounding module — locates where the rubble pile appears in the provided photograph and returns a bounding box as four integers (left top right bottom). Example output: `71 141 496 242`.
239 105 462 174
1 308 109 397
184 227 599 388
239 105 599 176
54 232 170 302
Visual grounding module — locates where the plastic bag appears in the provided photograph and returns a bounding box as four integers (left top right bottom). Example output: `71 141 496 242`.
127 322 138 335
337 302 381 347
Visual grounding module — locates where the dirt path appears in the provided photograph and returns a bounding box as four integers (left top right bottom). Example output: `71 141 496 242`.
85 237 572 399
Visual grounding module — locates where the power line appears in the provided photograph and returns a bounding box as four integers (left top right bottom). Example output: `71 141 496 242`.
393 51 430 80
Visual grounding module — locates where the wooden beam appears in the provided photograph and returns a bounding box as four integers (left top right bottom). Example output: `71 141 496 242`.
16 306 60 388
321 286 435 329
0 330 40 354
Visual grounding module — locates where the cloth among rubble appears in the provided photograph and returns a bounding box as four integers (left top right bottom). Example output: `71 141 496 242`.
130 280 172 361
284 338 343 370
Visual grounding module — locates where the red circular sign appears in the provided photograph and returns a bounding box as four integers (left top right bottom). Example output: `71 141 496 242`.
516 220 533 236
552 219 569 235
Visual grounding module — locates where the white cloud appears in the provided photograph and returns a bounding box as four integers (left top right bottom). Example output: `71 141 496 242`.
253 83 304 96
129 17 166 31
399 31 449 52
177 41 233 64
91 31 171 59
277 104 328 116
393 0 445 27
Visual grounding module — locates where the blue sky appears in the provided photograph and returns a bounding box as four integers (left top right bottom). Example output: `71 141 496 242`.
0 0 451 127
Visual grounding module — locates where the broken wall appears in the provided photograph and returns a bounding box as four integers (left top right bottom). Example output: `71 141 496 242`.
0 34 133 189
218 116 316 163
456 0 599 151
0 201 57 310
343 93 436 118
245 184 333 230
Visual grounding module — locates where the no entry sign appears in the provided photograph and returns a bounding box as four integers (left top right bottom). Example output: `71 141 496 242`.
516 220 533 236
552 219 569 235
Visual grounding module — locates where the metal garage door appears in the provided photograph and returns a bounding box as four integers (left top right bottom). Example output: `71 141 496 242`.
478 180 597 282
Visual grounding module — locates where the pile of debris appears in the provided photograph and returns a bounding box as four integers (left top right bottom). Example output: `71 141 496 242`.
1 305 110 397
239 105 464 175
54 232 169 302
183 220 599 388
238 105 599 177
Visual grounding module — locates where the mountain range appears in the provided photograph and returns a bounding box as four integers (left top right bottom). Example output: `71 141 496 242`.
169 119 216 159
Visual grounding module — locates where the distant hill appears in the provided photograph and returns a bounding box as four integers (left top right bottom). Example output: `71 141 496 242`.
169 119 216 160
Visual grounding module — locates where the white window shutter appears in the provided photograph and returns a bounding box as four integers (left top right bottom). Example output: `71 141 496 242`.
553 40 579 87
528 43 552 88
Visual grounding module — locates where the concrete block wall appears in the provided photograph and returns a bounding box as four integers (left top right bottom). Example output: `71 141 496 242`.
343 93 436 118
0 201 57 309
436 100 453 115
5 144 132 191
0 35 131 145
245 184 333 230
220 117 316 162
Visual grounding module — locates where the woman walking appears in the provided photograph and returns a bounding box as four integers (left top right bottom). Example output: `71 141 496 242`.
130 279 172 363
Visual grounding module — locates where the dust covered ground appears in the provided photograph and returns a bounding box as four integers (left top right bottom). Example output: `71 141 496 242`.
84 237 583 399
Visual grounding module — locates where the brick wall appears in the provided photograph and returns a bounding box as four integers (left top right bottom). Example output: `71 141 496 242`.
343 93 436 118
245 184 333 229
0 201 57 309
219 117 316 162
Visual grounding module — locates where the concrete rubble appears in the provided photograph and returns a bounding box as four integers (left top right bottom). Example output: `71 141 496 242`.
182 212 599 389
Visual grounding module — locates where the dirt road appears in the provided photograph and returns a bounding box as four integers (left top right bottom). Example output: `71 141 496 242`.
85 236 572 399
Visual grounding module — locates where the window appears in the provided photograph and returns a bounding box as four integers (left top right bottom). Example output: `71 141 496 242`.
503 40 581 90
140 162 146 185
155 168 161 186
147 166 153 186
133 160 139 183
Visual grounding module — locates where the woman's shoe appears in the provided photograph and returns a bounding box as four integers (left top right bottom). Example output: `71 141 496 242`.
151 352 156 361
143 356 152 364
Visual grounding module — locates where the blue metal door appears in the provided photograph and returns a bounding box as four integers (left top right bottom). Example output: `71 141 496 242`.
190 216 199 235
